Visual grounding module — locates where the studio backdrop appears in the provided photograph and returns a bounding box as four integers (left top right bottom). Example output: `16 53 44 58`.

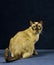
0 0 54 49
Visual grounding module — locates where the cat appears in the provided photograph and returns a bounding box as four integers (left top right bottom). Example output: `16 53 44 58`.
4 20 43 62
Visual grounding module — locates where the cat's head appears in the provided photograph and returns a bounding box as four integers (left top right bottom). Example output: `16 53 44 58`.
30 20 43 34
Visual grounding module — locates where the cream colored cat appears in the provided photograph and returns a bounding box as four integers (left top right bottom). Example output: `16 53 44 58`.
4 20 43 62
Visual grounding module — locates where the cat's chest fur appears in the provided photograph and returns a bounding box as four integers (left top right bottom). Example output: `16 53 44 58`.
23 28 39 44
31 34 39 43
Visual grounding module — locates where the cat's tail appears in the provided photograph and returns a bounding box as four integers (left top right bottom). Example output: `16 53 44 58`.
4 48 21 62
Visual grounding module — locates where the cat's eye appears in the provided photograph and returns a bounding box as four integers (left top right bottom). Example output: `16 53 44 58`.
32 26 36 30
38 26 41 29
38 26 40 28
33 26 36 28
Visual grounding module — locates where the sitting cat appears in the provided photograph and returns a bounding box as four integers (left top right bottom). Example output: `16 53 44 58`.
4 20 43 62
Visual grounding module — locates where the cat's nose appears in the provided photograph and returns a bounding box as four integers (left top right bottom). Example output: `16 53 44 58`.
36 25 38 27
36 25 39 30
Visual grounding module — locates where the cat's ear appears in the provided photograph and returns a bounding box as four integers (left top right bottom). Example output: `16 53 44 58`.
30 20 33 25
40 20 43 25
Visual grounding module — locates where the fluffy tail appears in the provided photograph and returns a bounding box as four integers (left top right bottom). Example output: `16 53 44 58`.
4 48 21 62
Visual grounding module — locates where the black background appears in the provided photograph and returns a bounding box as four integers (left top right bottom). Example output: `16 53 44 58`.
0 0 54 49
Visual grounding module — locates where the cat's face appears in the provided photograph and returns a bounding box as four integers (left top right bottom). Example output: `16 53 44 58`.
30 20 43 34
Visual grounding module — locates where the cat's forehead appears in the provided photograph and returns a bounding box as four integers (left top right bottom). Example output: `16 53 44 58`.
32 22 39 26
34 22 41 25
34 22 38 24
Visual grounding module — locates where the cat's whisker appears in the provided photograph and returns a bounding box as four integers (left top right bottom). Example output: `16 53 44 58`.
40 31 47 39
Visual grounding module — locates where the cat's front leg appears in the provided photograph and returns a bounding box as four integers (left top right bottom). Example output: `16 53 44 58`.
33 49 38 55
22 52 32 58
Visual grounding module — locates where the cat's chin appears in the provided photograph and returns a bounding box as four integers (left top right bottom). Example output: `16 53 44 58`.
35 30 42 34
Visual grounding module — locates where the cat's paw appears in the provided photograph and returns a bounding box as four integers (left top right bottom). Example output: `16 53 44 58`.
33 51 38 55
